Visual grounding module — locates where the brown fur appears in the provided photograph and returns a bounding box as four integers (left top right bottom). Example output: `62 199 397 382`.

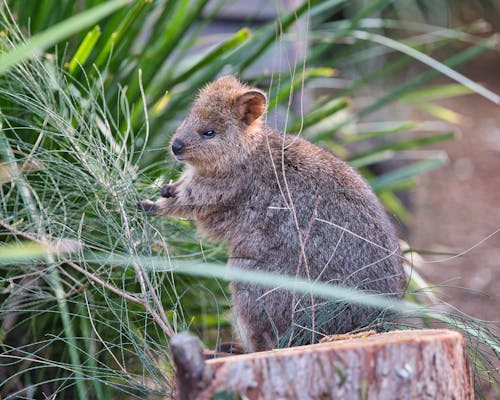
140 76 406 352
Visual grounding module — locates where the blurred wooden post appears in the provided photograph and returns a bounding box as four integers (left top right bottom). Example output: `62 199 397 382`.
171 329 473 400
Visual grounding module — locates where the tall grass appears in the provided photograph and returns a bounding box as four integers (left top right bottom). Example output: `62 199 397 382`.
0 0 499 398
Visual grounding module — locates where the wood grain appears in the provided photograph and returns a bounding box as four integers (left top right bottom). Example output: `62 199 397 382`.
171 329 473 400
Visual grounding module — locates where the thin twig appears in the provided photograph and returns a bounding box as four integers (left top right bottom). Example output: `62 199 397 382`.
2 217 174 337
0 219 142 307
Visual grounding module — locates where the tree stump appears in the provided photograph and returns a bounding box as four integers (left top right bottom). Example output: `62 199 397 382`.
170 329 473 400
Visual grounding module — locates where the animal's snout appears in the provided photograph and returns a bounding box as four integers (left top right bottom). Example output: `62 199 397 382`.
171 139 185 155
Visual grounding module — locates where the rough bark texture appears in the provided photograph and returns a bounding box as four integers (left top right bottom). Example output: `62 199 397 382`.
172 329 473 400
170 333 213 400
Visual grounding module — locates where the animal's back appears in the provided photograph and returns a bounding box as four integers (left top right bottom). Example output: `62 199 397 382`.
226 129 405 350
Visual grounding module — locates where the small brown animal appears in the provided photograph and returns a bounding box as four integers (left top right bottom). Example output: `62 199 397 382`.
140 76 405 352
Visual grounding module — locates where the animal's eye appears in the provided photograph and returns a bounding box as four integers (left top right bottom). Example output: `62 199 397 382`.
201 130 216 139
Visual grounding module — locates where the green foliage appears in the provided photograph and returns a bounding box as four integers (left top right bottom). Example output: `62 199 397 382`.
0 0 130 74
0 0 499 398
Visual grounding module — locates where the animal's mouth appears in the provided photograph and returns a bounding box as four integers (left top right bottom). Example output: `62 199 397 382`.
174 154 190 162
171 148 189 162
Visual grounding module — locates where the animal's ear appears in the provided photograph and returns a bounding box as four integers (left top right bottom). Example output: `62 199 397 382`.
235 90 267 125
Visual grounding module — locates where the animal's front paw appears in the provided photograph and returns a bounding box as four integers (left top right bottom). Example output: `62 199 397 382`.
160 184 176 198
137 199 159 216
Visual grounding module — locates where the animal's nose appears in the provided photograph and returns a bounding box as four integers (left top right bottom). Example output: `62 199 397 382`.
171 139 185 155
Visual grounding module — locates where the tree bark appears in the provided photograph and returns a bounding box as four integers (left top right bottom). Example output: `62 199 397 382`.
171 329 473 400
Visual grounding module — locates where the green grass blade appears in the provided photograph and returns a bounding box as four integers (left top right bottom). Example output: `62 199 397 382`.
11 0 38 29
315 36 497 140
369 157 446 191
400 83 474 101
94 0 152 68
0 242 48 263
268 67 336 110
411 102 463 123
0 0 131 75
342 122 419 144
377 190 411 222
377 178 417 193
289 98 349 133
322 139 350 159
359 36 499 117
307 0 393 55
166 28 251 88
68 25 101 74
349 131 454 162
127 0 210 101
146 27 252 116
31 0 57 33
349 150 394 168
310 56 414 141
236 0 334 72
350 29 500 104
88 255 420 315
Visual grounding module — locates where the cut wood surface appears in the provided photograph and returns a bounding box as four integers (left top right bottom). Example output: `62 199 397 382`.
171 329 473 400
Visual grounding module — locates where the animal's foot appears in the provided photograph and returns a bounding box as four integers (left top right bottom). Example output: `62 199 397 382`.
137 199 159 216
160 184 176 198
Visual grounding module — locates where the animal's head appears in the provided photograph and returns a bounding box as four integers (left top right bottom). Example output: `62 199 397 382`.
170 76 267 174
